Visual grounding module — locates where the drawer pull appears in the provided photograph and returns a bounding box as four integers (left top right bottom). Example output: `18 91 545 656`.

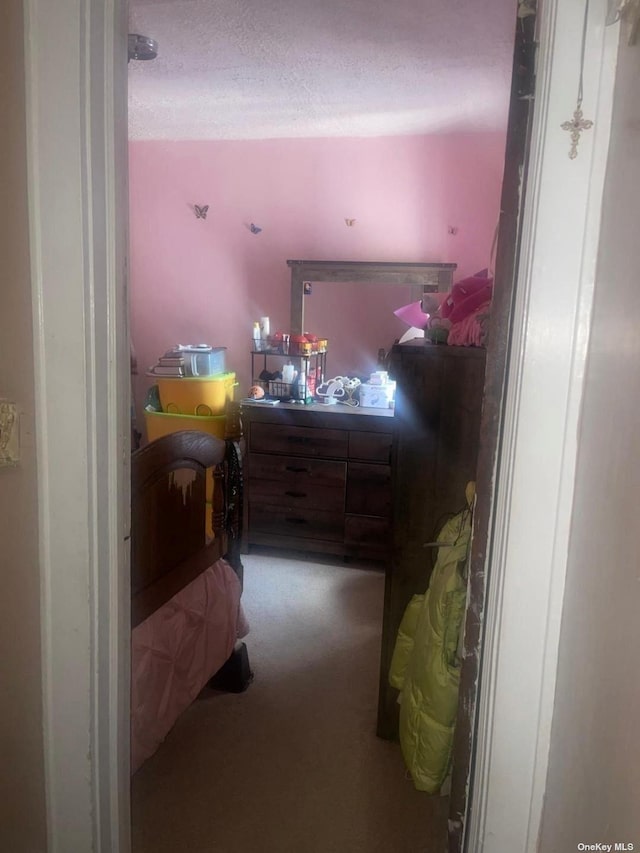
285 517 308 525
287 435 313 444
285 490 307 498
285 465 310 473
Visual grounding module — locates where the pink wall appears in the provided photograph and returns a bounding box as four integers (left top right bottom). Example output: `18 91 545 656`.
129 133 505 430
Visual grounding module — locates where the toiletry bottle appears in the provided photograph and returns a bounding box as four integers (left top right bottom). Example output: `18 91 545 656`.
298 370 313 405
252 321 261 351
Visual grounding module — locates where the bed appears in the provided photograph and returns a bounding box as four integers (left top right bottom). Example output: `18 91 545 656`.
130 427 249 773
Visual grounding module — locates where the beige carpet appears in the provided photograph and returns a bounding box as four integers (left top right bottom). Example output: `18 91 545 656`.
131 550 449 853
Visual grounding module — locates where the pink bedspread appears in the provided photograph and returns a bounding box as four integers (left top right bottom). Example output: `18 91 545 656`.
131 558 248 773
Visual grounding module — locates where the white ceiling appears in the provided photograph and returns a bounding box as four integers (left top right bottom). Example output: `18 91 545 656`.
128 0 517 141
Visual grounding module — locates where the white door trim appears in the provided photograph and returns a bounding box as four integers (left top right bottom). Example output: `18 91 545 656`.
467 1 619 850
23 1 130 851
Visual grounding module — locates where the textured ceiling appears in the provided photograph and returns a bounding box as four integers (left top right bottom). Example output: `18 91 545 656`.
128 0 517 141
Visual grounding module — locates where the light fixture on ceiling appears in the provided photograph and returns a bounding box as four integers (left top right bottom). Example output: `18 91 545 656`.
128 34 158 62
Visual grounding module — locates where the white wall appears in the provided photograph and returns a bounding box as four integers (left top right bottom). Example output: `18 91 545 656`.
0 1 47 849
539 32 640 850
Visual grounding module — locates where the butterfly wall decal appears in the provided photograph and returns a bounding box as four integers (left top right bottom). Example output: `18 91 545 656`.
194 204 209 219
345 218 356 227
249 223 262 235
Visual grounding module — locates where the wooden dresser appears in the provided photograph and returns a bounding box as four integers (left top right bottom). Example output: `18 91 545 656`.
240 341 486 741
240 402 395 560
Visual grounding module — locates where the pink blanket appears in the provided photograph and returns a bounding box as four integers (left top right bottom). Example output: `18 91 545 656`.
131 558 248 773
447 300 492 347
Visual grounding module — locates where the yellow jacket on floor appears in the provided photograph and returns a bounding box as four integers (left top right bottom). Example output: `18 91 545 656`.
389 484 474 793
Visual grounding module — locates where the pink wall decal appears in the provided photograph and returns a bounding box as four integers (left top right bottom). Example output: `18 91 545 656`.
129 132 506 433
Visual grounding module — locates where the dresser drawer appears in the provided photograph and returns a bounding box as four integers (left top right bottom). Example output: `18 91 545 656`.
250 422 348 459
249 453 345 511
348 431 393 463
346 462 392 517
249 453 346 487
249 504 344 542
345 515 392 555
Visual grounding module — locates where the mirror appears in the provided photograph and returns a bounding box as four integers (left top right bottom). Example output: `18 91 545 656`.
288 259 456 378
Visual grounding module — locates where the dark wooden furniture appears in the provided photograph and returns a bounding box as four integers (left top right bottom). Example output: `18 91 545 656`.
241 402 394 560
376 340 487 738
287 259 457 334
131 429 243 628
130 429 249 771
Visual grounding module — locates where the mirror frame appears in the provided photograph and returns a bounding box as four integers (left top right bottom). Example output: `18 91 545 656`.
287 259 457 334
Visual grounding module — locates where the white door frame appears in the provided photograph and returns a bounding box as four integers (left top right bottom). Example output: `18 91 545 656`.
24 1 130 851
22 1 618 851
466 2 619 850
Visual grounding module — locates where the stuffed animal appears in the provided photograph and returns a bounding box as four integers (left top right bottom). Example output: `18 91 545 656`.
438 273 493 325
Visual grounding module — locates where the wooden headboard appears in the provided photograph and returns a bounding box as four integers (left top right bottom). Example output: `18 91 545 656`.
130 429 243 628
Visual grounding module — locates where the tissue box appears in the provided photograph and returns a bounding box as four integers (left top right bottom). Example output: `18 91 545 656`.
359 382 395 409
369 371 389 385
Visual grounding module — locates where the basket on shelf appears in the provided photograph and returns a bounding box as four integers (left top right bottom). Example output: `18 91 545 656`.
268 380 293 398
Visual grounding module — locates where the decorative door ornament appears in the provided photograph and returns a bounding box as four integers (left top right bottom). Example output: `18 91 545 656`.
561 0 594 159
561 109 594 160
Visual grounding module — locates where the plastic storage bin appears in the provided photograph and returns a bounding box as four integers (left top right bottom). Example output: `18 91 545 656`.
156 372 237 415
143 389 225 539
205 501 214 541
183 346 227 376
144 407 227 442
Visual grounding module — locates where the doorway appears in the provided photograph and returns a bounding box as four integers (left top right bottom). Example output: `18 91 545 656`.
126 0 520 849
23 1 620 851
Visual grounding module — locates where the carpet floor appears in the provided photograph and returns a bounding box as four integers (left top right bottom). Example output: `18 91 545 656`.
131 549 448 853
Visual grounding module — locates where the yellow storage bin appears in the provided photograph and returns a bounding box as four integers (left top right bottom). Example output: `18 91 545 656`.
156 373 237 416
144 407 227 443
205 500 214 540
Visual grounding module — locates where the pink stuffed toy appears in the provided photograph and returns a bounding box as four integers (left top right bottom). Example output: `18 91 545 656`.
439 272 493 325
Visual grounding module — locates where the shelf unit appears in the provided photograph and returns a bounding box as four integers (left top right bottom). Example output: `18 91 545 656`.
250 349 328 401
